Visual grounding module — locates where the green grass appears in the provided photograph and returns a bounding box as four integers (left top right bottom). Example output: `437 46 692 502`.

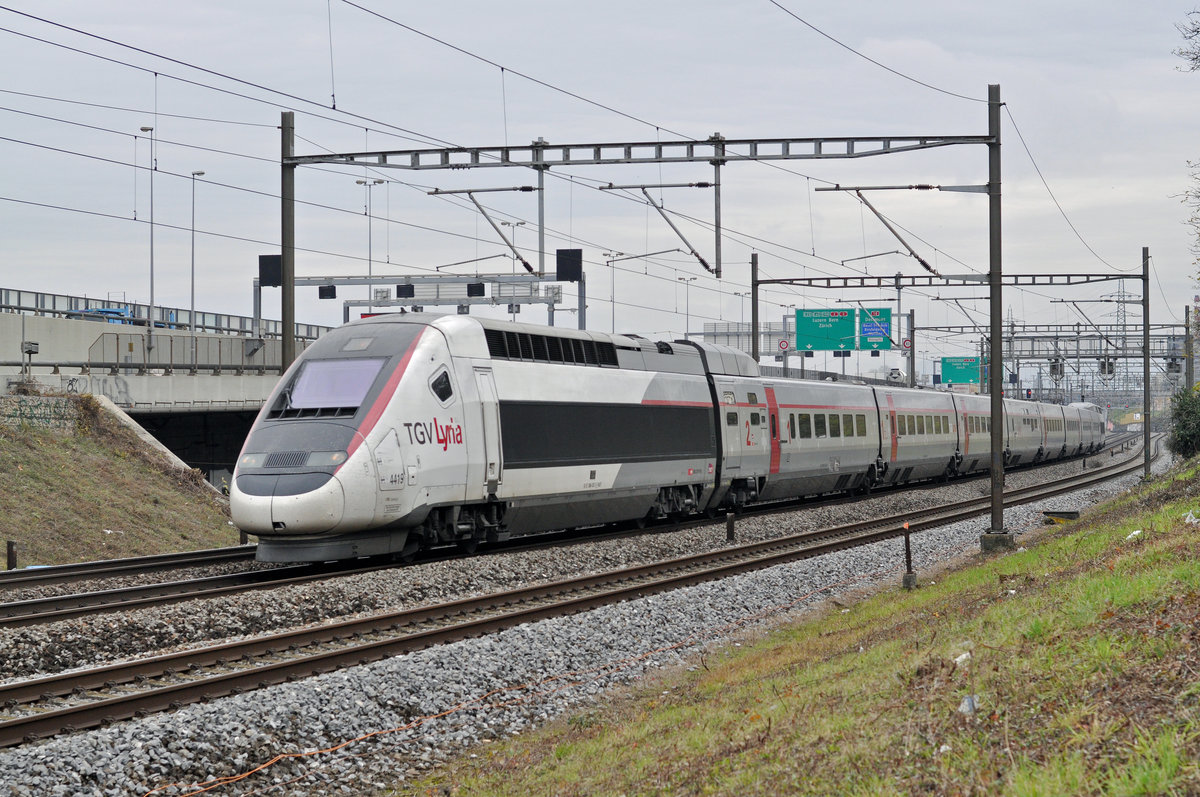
396 457 1200 796
0 394 238 566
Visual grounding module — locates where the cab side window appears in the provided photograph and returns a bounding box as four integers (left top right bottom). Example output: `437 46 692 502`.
430 369 453 403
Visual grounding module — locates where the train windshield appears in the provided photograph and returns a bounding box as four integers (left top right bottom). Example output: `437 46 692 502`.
288 358 386 409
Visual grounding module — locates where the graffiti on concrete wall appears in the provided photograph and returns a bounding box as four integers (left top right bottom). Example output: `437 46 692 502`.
0 396 79 432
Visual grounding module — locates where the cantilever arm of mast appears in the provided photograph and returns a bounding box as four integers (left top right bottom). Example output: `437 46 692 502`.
285 135 995 170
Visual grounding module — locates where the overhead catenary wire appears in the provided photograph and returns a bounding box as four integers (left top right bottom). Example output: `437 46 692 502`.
0 5 968 292
0 5 1131 342
1003 105 1127 273
766 0 987 104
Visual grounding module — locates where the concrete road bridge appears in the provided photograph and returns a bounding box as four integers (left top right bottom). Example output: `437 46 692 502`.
1 289 331 488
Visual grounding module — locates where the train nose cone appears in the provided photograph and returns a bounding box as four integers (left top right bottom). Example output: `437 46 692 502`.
269 473 346 534
232 472 346 534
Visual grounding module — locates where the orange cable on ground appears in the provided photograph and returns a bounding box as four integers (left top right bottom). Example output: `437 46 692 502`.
144 540 924 796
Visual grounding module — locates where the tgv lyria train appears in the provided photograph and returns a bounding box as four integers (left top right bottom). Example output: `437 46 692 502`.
230 314 1106 562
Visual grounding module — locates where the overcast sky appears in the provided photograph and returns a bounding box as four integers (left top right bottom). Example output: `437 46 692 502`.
2 1 1197 375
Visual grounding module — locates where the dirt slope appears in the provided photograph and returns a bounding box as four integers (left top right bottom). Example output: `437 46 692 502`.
0 395 240 567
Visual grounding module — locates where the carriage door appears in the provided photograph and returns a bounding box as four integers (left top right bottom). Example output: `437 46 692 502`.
765 387 782 474
474 368 502 494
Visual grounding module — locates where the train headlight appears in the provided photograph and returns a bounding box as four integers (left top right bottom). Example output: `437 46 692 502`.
239 453 266 469
306 451 348 467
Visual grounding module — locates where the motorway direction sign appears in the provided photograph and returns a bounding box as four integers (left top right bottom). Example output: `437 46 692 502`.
941 356 987 385
795 308 855 351
859 307 892 351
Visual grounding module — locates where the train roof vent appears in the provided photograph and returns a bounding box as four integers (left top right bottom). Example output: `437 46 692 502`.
484 328 508 358
482 327 619 368
596 341 619 366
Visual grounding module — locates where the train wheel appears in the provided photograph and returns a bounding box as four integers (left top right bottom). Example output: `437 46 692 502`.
457 536 479 555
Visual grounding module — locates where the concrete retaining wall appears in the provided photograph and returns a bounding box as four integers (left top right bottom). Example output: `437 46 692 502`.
0 395 78 432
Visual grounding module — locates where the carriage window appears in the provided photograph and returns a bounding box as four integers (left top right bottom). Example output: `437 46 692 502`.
726 411 738 426
798 414 812 439
814 414 827 438
829 414 841 438
926 415 934 434
750 412 761 426
916 415 925 435
897 415 906 435
934 416 942 434
747 392 758 405
944 415 951 433
908 415 916 434
856 414 867 437
789 414 796 439
843 414 854 437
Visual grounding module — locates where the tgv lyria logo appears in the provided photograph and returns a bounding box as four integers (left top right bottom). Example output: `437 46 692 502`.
402 419 464 451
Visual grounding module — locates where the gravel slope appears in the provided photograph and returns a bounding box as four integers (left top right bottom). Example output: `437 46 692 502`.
0 448 1164 796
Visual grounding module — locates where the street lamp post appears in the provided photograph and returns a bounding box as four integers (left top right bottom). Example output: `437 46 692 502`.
190 170 205 372
501 220 526 320
356 178 384 313
678 276 697 339
140 126 155 351
734 291 747 351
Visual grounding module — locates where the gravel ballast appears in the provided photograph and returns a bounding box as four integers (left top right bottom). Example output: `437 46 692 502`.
0 449 1172 795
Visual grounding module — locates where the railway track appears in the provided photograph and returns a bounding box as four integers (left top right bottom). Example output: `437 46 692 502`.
0 437 1141 627
0 545 256 590
0 438 1158 748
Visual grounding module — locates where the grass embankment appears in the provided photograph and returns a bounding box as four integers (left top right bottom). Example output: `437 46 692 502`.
0 395 239 566
408 462 1200 796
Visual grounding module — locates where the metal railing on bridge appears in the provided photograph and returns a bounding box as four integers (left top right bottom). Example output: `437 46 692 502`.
1 288 330 342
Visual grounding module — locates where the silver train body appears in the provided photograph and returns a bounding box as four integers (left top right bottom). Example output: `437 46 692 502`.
230 315 1107 562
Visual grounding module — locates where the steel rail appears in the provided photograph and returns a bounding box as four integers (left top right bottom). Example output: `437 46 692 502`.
0 558 393 627
0 546 256 589
0 440 1157 748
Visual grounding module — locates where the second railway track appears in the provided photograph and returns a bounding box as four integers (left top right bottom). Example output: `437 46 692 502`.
0 436 1145 627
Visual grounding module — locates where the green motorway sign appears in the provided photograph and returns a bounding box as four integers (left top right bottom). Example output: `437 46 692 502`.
859 307 892 350
941 356 987 385
795 308 855 351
